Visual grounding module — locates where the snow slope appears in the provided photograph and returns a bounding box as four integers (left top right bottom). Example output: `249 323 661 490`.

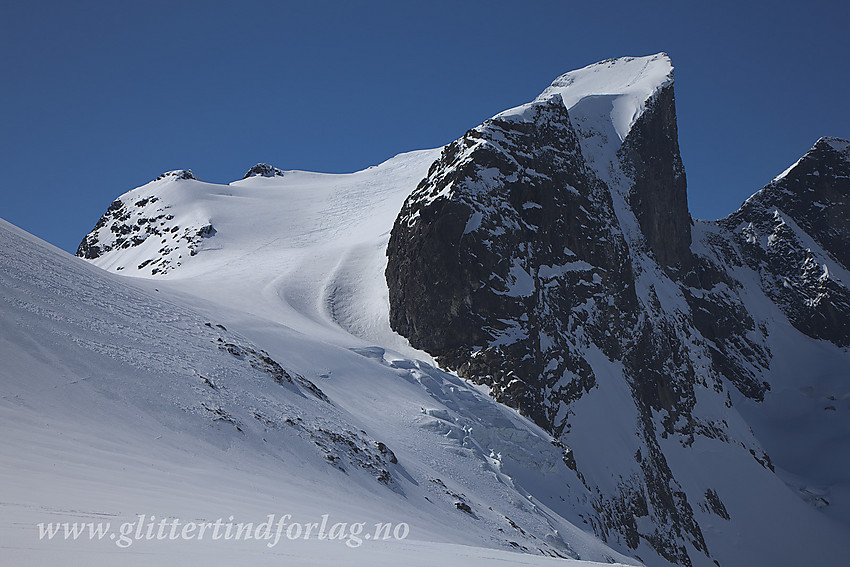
1 200 636 565
79 150 444 357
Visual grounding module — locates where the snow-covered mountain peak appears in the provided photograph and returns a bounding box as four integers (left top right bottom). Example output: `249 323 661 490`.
734 135 850 278
535 52 672 142
385 55 850 567
773 136 850 183
495 54 687 272
757 136 850 206
75 171 222 273
242 163 286 179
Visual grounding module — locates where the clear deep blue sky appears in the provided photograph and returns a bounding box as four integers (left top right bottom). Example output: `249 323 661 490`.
2 1 848 253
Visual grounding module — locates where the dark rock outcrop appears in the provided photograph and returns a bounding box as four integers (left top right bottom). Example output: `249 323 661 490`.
155 169 196 181
75 173 215 274
735 137 850 269
716 137 850 347
387 94 636 426
243 163 285 179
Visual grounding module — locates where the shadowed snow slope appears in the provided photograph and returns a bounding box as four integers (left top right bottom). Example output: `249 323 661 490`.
1 201 635 565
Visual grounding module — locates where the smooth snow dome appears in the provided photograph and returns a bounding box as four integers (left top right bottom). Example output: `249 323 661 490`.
497 53 673 142
84 149 445 357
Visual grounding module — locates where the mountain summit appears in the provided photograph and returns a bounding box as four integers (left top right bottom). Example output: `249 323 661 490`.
67 54 850 567
385 54 850 566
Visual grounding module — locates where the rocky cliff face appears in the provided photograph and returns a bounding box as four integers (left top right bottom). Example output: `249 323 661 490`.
716 137 850 346
621 84 692 271
739 137 850 268
386 54 850 566
387 94 636 427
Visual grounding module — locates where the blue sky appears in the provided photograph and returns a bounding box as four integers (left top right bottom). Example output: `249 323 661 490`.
2 0 848 253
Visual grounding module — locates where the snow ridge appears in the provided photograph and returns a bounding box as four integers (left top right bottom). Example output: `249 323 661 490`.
498 53 673 143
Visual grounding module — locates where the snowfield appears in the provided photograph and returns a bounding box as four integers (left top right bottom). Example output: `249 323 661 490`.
0 179 636 565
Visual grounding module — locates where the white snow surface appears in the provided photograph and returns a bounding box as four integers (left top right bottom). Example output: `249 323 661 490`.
0 149 638 566
498 53 673 142
87 150 446 358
